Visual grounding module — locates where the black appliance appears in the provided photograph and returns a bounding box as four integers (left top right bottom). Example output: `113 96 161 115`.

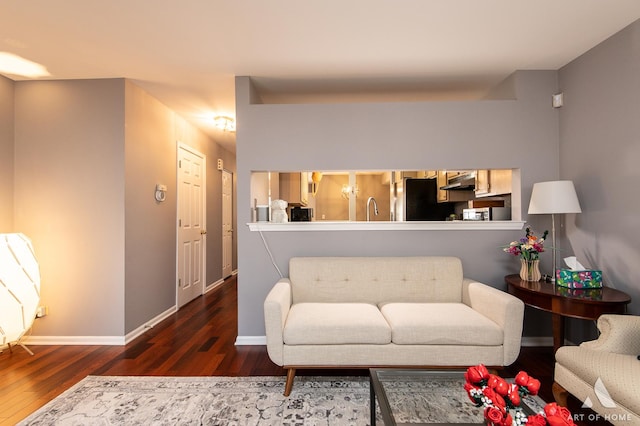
290 207 313 222
404 178 454 221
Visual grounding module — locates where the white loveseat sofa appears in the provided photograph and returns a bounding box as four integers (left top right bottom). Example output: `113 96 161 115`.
264 256 525 395
554 314 640 425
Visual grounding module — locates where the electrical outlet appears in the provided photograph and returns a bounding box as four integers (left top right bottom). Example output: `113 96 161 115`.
36 306 48 318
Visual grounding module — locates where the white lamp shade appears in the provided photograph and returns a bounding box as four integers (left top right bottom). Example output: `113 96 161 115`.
0 233 41 346
528 180 582 214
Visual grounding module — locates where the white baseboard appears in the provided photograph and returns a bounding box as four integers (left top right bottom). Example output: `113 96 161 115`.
124 305 177 344
22 305 178 346
205 278 225 294
235 335 555 348
22 335 126 345
235 336 267 345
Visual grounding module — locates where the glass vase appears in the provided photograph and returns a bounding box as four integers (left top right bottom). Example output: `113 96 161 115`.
520 259 541 282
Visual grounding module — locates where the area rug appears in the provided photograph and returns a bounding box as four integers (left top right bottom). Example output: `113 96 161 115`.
18 375 545 425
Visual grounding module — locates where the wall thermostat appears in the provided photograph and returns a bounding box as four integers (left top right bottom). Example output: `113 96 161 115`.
155 184 167 202
552 93 564 108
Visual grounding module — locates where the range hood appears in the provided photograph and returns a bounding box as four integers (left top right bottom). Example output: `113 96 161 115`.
440 171 476 190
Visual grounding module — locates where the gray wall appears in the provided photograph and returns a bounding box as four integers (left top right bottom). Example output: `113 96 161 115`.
124 81 178 332
558 20 640 321
236 71 561 338
14 79 127 337
8 78 236 339
0 75 14 231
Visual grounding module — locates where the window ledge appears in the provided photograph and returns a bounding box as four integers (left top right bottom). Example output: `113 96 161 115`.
247 221 525 232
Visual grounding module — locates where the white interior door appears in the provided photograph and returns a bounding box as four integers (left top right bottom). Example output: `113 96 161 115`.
222 170 233 278
177 144 206 308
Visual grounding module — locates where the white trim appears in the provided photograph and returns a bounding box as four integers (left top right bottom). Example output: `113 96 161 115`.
236 335 556 348
22 306 178 346
235 336 267 345
247 221 525 232
205 278 225 294
22 335 126 345
124 305 177 344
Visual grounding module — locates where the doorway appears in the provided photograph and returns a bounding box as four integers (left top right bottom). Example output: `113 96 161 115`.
177 144 206 308
222 169 233 279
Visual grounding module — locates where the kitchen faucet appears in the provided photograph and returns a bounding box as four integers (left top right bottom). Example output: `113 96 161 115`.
366 197 379 221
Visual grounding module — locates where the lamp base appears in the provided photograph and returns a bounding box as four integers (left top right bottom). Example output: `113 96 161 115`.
0 341 34 356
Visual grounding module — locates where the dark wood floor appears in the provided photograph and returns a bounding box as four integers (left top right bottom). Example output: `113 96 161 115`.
0 275 606 425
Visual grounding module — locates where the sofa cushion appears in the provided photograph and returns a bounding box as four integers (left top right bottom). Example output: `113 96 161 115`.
283 303 391 345
380 303 503 345
289 257 464 305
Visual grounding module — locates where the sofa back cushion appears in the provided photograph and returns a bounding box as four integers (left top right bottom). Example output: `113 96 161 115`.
289 256 463 305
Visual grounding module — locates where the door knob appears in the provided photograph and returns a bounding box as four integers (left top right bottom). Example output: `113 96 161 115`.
200 230 207 235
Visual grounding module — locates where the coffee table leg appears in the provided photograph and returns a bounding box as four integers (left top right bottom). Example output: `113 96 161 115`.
370 374 376 426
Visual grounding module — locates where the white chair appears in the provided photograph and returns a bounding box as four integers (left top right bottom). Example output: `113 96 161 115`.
553 314 640 425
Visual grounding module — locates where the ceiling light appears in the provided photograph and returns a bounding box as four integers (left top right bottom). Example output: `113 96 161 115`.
0 52 50 78
213 116 236 132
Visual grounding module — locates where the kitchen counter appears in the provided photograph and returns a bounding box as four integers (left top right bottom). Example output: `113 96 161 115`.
247 220 524 232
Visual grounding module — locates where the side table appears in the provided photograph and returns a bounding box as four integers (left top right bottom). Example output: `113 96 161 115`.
504 274 631 351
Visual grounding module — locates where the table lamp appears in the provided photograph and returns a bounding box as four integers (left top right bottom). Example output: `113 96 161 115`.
527 181 582 282
0 233 41 355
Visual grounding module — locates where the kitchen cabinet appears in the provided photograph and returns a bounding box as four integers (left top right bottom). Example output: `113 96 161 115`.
279 172 309 206
436 171 473 203
474 169 512 197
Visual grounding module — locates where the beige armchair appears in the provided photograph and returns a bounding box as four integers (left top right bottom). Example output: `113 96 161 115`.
553 314 640 425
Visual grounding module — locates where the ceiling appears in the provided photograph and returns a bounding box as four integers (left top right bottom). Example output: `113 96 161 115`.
2 1 640 153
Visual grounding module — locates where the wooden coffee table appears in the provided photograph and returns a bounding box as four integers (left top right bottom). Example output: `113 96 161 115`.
505 274 631 351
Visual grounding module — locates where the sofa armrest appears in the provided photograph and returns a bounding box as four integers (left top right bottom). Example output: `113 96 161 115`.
580 314 640 355
263 278 292 366
463 278 525 365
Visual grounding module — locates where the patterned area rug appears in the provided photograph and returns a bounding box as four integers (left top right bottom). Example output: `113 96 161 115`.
19 375 544 425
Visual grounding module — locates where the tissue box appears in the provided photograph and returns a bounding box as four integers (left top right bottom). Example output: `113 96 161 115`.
555 269 603 289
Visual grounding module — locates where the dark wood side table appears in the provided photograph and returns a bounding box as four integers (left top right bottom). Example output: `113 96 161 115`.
504 274 631 352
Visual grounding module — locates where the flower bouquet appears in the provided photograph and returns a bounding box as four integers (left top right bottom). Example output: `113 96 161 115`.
464 364 575 426
503 228 549 281
503 227 548 261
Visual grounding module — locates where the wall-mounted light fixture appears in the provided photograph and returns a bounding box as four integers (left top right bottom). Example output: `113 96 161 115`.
155 184 167 202
311 172 322 197
0 233 41 355
213 116 236 132
341 184 359 199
